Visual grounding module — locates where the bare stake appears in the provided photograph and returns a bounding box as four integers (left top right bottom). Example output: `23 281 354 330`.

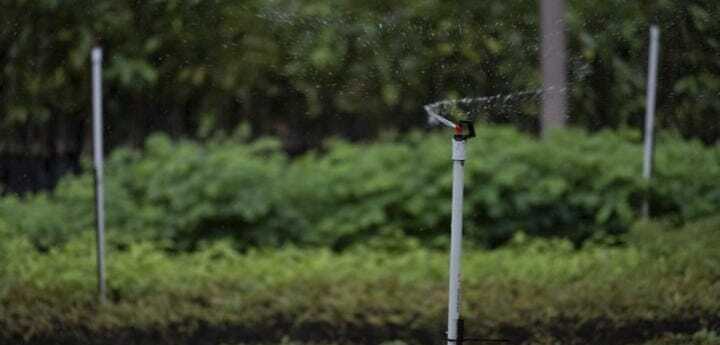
91 47 107 304
642 26 660 219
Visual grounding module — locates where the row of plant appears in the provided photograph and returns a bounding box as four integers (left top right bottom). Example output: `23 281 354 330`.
1 126 719 250
1 216 719 344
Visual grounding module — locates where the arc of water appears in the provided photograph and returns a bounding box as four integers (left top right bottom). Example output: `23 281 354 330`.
423 88 549 127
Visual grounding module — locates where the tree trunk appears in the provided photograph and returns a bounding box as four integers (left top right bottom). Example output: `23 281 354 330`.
540 0 568 136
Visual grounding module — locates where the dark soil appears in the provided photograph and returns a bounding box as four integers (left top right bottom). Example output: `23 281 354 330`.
2 314 719 345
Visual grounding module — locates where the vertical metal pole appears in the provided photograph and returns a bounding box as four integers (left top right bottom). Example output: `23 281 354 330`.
540 0 568 136
642 26 660 219
91 47 107 304
447 138 465 345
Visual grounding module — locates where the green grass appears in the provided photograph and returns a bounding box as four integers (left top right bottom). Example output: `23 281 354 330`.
1 217 719 344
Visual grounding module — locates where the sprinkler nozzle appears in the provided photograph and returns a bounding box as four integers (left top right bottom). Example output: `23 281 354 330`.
453 121 476 141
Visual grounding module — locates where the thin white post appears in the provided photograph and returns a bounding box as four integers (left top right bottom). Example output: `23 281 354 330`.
447 137 465 345
642 26 660 218
91 47 107 304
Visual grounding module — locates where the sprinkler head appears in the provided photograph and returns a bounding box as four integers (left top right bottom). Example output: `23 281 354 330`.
453 121 476 141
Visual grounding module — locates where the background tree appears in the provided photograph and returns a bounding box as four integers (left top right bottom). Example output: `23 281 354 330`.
1 0 719 193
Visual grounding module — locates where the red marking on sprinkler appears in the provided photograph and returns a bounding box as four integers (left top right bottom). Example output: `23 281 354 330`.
454 124 463 135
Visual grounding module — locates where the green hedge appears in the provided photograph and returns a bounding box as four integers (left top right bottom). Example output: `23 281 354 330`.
1 126 719 250
1 217 719 344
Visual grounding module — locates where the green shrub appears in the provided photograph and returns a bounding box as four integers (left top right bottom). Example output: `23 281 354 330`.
106 134 306 249
1 127 719 249
1 217 719 344
651 136 720 221
286 127 720 248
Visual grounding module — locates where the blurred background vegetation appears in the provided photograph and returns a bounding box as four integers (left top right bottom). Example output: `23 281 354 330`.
2 127 719 251
1 0 719 192
2 1 720 344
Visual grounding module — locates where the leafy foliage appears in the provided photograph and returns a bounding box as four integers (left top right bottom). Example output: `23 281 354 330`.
1 127 718 250
2 0 719 159
1 217 719 344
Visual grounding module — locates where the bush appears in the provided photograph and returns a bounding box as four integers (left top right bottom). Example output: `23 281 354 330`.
1 127 719 249
1 217 719 344
284 127 720 248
